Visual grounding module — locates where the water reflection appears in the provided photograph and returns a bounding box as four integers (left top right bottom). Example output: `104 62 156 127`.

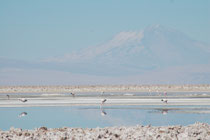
159 109 168 115
100 98 107 116
100 104 107 116
148 108 170 115
18 112 28 118
1 106 210 130
100 109 107 116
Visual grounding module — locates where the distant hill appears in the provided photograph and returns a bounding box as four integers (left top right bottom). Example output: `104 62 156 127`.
44 25 210 76
1 25 210 85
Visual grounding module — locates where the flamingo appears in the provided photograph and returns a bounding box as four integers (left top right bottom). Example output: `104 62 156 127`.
19 98 28 103
70 92 75 97
161 99 168 104
100 99 107 116
101 99 107 104
6 95 10 99
161 91 168 103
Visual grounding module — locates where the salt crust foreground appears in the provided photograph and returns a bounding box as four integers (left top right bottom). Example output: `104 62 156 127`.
0 123 209 140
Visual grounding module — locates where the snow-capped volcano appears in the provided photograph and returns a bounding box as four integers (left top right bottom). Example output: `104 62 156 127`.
1 25 210 85
43 25 210 75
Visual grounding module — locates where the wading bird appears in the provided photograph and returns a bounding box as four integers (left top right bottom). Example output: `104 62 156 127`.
19 98 28 103
161 99 168 104
100 99 107 116
101 99 107 104
161 91 168 103
70 92 75 97
6 95 10 99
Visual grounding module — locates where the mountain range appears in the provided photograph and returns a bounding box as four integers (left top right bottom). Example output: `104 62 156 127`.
44 25 210 75
1 25 210 85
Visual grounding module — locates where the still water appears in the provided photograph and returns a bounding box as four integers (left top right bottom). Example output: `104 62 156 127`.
1 105 210 131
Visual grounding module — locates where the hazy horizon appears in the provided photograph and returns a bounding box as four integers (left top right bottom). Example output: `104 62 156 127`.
0 0 209 85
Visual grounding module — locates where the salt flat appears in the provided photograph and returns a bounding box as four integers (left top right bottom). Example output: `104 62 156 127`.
0 85 210 93
1 123 210 139
1 87 210 139
1 96 210 107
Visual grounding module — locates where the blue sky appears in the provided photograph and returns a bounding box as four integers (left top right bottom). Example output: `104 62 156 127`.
0 0 210 85
0 0 209 61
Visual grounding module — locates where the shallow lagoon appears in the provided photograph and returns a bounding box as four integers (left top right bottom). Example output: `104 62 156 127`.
1 105 210 131
1 92 210 130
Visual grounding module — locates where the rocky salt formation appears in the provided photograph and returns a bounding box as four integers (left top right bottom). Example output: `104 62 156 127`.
1 85 210 94
0 123 210 140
